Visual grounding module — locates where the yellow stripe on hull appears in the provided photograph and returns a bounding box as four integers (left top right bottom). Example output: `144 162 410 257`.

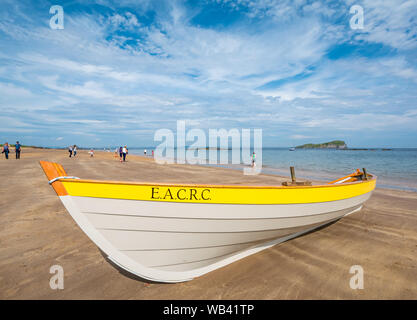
61 178 376 205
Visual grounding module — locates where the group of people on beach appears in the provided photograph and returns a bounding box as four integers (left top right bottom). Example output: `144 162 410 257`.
65 145 157 162
115 146 129 162
144 149 154 157
2 141 21 159
68 145 78 157
68 145 95 157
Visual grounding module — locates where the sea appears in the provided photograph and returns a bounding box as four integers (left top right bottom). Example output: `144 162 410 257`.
128 147 417 192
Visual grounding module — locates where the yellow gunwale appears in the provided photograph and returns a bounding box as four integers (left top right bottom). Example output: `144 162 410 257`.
58 176 375 189
60 176 376 205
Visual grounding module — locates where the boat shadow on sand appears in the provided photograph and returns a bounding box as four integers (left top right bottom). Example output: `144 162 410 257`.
98 249 161 284
98 219 340 284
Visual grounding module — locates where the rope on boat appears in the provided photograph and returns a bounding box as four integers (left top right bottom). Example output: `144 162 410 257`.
332 177 352 184
49 176 80 184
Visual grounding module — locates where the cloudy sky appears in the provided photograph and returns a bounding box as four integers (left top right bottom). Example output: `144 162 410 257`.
1 0 416 147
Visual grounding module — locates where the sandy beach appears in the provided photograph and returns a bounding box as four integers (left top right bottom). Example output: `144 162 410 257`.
0 148 416 299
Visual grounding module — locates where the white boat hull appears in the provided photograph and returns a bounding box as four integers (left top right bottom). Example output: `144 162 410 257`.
59 192 371 282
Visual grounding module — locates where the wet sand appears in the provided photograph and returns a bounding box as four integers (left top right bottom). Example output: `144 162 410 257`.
0 148 416 299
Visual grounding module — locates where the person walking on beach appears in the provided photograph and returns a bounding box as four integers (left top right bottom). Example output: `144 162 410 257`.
73 145 77 157
2 142 10 159
144 149 147 156
89 149 94 157
68 145 73 157
251 151 256 167
119 146 123 162
122 145 128 162
15 141 21 159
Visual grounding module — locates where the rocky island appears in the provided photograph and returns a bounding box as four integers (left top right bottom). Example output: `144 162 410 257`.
296 140 347 149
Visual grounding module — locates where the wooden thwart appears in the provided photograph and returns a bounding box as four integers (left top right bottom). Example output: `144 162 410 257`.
362 168 368 180
282 166 312 186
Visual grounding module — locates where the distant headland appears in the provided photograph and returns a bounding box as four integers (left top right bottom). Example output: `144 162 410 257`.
294 140 393 151
296 140 347 149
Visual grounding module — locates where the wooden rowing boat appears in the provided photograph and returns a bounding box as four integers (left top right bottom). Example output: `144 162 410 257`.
40 161 376 283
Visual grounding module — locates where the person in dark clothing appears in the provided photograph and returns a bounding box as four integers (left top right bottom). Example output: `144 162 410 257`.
68 146 73 157
2 142 10 159
122 146 128 162
15 141 21 159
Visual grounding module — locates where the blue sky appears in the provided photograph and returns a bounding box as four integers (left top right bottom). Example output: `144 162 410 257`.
0 0 416 148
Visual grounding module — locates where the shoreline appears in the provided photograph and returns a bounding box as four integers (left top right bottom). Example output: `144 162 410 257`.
4 147 417 192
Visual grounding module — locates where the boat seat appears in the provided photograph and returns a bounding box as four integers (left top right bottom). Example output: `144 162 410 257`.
282 181 312 186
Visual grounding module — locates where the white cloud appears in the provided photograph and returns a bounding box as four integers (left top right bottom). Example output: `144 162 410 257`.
109 12 140 29
291 134 314 139
357 0 417 50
